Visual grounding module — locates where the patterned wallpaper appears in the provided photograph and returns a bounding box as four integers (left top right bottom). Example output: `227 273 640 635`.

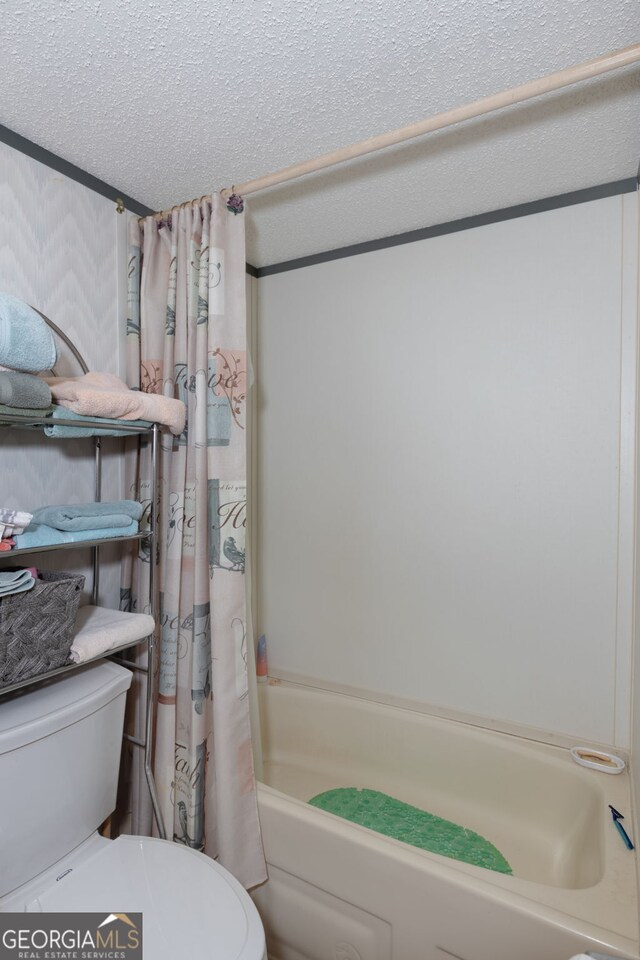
0 141 126 605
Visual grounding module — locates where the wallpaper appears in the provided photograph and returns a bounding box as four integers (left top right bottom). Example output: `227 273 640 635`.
0 141 125 605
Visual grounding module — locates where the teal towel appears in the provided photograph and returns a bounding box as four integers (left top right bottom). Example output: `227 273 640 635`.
31 500 144 532
0 294 57 372
44 404 153 437
0 568 35 596
15 518 139 549
0 371 51 409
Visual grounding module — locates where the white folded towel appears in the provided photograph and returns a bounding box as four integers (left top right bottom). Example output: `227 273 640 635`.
0 508 33 538
70 605 155 663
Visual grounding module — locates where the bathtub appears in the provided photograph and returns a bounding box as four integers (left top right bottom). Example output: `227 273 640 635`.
252 678 639 960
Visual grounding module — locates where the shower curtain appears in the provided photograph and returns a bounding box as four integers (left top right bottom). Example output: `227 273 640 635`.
121 194 266 889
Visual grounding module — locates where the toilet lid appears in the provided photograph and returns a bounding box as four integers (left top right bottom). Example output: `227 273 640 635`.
27 836 265 960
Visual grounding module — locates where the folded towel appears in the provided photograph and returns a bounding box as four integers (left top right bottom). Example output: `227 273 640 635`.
1 524 23 539
0 508 33 528
32 500 143 532
0 294 57 372
15 518 139 549
0 509 33 539
44 372 186 435
0 568 35 597
0 402 54 420
43 404 153 437
0 371 52 409
70 605 155 663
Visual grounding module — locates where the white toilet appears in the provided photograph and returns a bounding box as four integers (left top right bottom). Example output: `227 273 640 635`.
0 660 266 960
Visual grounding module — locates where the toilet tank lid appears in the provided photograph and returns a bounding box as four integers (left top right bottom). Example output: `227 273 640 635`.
0 661 132 755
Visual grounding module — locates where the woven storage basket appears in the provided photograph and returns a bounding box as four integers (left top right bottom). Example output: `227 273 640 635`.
0 570 85 687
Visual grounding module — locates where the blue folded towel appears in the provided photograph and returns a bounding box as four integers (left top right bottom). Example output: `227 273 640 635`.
15 519 139 549
0 568 35 597
0 294 57 372
44 404 153 437
31 500 143 532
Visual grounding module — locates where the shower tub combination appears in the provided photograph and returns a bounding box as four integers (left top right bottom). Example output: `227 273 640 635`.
252 679 638 960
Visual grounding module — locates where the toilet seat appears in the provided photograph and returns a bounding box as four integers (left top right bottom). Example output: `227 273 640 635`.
23 835 265 960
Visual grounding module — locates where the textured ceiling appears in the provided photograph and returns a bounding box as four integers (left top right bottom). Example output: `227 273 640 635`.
1 0 639 267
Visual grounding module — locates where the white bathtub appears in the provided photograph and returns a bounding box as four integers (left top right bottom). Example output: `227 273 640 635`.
252 679 639 960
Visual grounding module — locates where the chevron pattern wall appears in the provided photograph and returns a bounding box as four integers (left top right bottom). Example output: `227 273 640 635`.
0 141 126 606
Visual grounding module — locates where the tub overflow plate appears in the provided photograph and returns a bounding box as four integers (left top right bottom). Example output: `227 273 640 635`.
570 747 625 774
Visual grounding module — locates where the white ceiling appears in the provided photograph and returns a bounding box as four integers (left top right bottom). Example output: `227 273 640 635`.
2 0 639 267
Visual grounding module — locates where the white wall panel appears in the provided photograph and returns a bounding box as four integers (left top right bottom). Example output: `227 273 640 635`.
256 194 637 746
0 142 125 606
629 190 640 849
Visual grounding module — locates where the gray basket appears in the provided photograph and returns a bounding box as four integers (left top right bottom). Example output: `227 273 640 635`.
0 570 85 687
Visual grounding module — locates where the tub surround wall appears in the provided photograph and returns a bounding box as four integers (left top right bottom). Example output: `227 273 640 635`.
256 191 639 748
631 184 640 914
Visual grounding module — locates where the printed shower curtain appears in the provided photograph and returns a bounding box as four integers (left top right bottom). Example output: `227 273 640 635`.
122 194 266 889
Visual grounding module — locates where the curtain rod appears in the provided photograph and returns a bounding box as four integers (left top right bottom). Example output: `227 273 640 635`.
142 41 640 221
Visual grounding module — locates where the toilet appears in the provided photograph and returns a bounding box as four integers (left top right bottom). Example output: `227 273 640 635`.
0 660 266 960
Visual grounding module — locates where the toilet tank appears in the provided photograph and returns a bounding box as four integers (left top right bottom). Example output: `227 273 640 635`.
0 661 132 897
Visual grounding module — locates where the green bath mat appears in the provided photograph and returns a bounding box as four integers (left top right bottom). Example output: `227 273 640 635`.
309 787 512 875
